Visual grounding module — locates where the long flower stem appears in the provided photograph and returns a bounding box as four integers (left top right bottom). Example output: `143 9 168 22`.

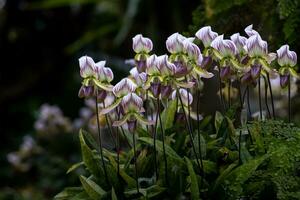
228 79 231 108
246 86 252 118
103 102 117 148
132 128 139 193
267 73 275 119
145 91 149 133
157 98 169 186
95 94 109 186
288 74 291 123
177 89 202 174
196 89 204 170
258 77 263 120
238 130 242 165
218 66 225 112
153 99 159 180
263 77 271 118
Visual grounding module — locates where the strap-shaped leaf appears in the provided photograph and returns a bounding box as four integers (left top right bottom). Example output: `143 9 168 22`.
67 162 84 174
54 187 83 200
160 100 177 130
185 157 200 200
80 175 106 200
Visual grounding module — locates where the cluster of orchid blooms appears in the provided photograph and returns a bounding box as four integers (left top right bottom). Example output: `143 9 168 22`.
77 24 298 192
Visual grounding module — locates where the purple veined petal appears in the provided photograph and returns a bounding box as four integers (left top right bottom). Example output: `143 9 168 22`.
132 34 153 53
183 39 202 62
280 74 289 88
250 64 262 79
245 34 268 58
104 67 114 82
121 93 144 113
146 54 160 75
195 26 218 47
220 66 231 80
166 32 187 54
78 85 95 98
171 89 193 106
244 24 260 37
156 55 176 76
277 44 297 67
230 33 247 54
211 35 237 58
79 56 96 78
130 67 147 87
113 78 137 97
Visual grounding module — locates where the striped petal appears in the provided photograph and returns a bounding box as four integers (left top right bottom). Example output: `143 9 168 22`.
166 32 187 54
132 34 153 53
277 45 297 67
195 26 218 47
79 56 96 78
113 78 137 97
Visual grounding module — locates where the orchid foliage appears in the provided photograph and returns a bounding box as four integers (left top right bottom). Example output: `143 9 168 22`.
55 25 299 200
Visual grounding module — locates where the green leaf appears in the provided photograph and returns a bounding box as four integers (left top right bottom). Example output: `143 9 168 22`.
214 111 224 134
145 185 166 198
160 100 177 130
81 129 98 150
111 187 118 200
185 157 200 200
194 133 206 159
213 162 238 191
67 162 84 174
54 187 83 200
79 130 105 182
79 176 106 200
139 137 183 162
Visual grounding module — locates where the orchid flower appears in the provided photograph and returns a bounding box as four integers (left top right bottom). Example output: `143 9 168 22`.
79 56 114 92
276 45 298 88
230 33 247 56
171 89 203 120
132 34 153 72
112 93 154 130
100 78 137 115
195 26 218 49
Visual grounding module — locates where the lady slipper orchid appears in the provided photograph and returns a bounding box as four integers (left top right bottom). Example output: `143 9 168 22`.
112 93 154 128
130 67 147 88
79 56 97 79
244 24 260 37
100 78 137 115
95 61 114 83
195 26 218 48
230 33 247 55
211 35 237 59
156 55 176 77
132 34 153 54
183 39 203 64
172 89 203 120
166 32 187 54
245 34 268 58
277 45 298 78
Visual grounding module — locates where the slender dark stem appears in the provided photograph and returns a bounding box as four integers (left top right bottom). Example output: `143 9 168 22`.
115 108 121 176
103 102 117 147
238 130 242 165
185 76 193 132
145 91 149 133
157 98 169 186
267 73 275 119
258 77 263 120
246 86 252 118
196 89 204 170
263 77 271 118
153 99 159 180
95 94 109 186
132 129 139 193
217 66 225 111
228 79 231 108
288 74 291 123
177 89 202 174
238 81 243 109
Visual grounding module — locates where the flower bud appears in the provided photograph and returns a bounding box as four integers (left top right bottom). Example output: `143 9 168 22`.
201 56 213 70
166 32 186 54
113 78 137 98
250 64 262 79
161 85 172 99
277 45 297 67
220 66 231 80
132 34 153 54
150 82 161 98
280 74 289 88
79 56 96 79
78 85 94 98
195 26 218 47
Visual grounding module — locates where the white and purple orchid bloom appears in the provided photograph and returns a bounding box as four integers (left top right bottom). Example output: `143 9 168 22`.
112 93 154 129
276 45 298 87
195 26 218 48
130 67 147 88
211 35 237 59
171 89 203 120
166 32 187 54
132 34 153 54
79 56 114 92
244 24 260 37
230 33 247 55
100 78 137 115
